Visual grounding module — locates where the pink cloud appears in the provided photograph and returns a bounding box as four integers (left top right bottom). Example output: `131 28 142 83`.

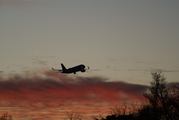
0 70 147 119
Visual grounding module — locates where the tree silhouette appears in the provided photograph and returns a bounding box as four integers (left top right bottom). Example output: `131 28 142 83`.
110 102 140 117
0 112 12 120
99 72 179 120
167 82 179 119
143 71 169 119
141 71 179 120
65 111 83 120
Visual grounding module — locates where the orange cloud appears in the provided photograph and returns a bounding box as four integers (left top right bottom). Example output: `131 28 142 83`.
0 70 147 119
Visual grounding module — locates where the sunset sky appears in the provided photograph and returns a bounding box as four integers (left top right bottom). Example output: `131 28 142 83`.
0 0 179 119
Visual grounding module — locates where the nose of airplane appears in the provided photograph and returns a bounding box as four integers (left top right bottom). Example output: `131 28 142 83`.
84 66 89 69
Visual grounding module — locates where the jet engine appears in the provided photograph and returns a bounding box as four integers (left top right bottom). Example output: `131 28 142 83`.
81 69 86 72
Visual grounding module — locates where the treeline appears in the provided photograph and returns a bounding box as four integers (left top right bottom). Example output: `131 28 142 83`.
95 72 179 120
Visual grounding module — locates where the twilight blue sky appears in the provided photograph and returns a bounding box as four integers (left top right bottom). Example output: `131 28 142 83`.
1 0 179 84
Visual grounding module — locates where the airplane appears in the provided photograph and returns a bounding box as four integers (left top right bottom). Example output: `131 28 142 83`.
52 63 89 74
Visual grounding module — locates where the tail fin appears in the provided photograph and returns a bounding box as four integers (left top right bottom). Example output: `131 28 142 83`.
61 63 66 71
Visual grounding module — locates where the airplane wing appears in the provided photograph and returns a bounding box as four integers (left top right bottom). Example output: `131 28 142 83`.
51 67 62 72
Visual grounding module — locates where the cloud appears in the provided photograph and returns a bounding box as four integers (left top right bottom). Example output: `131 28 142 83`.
31 56 56 66
0 70 147 119
134 60 155 65
32 59 48 65
32 56 56 59
109 58 126 62
127 68 149 72
151 69 179 73
126 68 179 73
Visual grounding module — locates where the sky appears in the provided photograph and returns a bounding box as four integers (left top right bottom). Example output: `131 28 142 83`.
0 0 179 119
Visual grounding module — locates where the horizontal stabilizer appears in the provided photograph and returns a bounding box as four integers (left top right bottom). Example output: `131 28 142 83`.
52 67 62 72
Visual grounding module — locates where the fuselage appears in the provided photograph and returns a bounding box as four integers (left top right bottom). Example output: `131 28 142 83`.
62 64 85 74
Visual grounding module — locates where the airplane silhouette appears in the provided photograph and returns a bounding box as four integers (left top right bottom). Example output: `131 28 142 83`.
52 63 89 74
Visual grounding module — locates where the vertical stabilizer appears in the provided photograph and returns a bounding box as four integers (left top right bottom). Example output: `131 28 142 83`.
61 63 66 71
